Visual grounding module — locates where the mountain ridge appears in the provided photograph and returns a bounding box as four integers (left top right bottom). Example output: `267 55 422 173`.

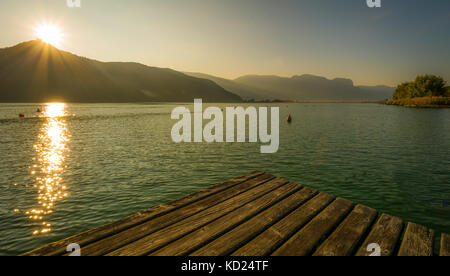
187 72 394 101
0 40 242 103
0 40 394 103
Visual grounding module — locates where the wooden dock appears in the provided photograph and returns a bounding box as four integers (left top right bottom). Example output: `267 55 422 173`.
23 172 450 256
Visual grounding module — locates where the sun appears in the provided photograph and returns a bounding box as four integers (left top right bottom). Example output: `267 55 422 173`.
35 24 63 46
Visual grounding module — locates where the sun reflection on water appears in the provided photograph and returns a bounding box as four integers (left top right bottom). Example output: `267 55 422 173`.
28 103 69 236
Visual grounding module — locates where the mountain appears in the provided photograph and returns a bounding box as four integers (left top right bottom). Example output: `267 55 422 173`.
184 72 274 100
0 40 242 103
186 72 394 101
233 74 394 101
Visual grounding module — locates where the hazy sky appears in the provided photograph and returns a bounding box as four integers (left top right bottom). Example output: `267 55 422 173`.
1 0 449 86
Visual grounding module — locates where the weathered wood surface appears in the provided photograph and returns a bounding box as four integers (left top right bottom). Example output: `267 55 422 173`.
441 234 450 256
313 205 377 256
355 214 404 256
398 223 435 256
189 187 318 256
69 173 277 256
23 172 448 256
232 192 334 256
152 182 304 256
107 177 289 256
272 198 354 256
24 171 265 256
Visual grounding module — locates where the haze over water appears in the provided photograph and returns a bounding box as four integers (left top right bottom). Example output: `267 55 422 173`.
0 102 449 255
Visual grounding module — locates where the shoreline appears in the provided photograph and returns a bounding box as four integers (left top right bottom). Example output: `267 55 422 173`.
384 96 450 108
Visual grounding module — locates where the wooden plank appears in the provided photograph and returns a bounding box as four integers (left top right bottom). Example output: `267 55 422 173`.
232 192 335 256
59 172 273 256
24 171 442 257
106 177 289 256
398 222 435 256
355 214 404 256
24 171 265 256
440 233 450 256
313 205 377 256
152 183 309 256
187 187 318 256
272 198 354 256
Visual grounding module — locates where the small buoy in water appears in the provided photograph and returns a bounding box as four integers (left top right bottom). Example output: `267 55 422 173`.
286 114 292 123
19 113 25 118
37 108 42 113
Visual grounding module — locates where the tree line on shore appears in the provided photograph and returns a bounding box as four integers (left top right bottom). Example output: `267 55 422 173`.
387 75 450 107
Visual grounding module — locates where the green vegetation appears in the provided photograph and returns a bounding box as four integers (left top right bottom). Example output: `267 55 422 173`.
386 96 450 107
393 75 447 99
387 75 450 107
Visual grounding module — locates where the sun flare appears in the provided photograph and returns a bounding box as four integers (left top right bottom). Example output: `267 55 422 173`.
35 24 63 46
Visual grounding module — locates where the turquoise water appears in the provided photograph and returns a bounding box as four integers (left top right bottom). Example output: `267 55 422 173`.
0 102 449 255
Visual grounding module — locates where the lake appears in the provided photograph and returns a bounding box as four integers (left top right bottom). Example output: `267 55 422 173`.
0 102 449 255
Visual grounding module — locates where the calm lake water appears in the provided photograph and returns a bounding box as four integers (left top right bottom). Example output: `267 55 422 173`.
0 102 449 255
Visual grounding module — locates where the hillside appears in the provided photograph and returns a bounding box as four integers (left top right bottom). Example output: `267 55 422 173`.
185 72 274 100
0 40 242 103
187 72 393 101
233 74 394 101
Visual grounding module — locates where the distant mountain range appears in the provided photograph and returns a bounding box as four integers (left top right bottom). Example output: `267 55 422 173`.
186 73 394 102
0 40 241 103
0 40 394 103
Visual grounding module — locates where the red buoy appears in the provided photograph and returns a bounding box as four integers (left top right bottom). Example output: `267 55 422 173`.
19 113 25 118
286 114 292 123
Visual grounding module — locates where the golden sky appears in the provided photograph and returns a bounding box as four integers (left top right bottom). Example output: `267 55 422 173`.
1 0 449 86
